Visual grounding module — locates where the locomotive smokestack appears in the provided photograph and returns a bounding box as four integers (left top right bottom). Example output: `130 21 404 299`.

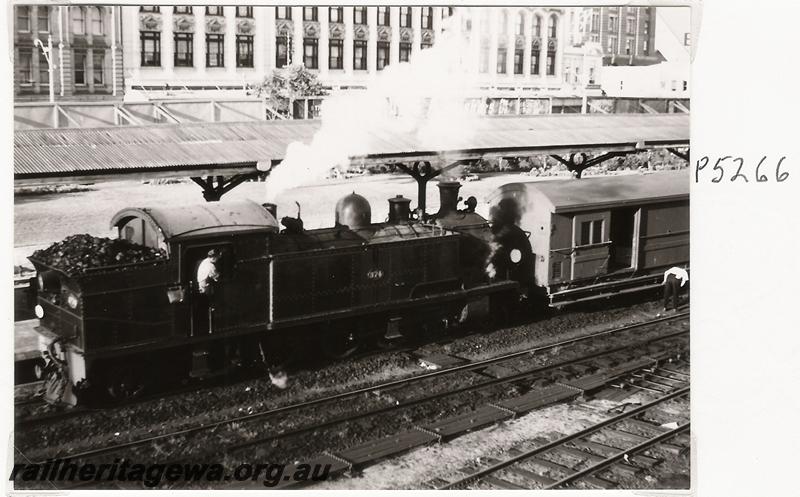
436 181 462 217
388 195 411 224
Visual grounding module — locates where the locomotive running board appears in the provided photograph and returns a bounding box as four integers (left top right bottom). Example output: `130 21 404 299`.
268 281 519 330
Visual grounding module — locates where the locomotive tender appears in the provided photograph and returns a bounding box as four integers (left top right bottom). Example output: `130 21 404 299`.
29 170 689 404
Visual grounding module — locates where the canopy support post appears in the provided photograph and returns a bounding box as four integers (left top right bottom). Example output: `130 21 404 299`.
549 151 634 178
191 174 254 201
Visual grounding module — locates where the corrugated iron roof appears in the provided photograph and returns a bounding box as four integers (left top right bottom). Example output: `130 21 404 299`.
14 114 689 180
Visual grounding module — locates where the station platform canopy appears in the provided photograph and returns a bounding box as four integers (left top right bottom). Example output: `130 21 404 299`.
14 113 689 186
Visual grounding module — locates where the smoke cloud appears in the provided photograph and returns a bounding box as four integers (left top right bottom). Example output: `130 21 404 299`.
265 8 482 203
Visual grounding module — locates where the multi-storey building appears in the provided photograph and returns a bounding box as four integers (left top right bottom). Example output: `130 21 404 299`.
568 6 659 66
120 6 569 98
13 5 124 101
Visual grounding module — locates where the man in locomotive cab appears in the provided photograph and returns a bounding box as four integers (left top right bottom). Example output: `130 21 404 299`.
195 249 222 333
197 249 222 304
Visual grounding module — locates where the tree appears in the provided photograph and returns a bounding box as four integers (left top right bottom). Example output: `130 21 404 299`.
254 64 327 118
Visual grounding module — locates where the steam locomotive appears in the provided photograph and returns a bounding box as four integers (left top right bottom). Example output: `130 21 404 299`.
28 170 689 404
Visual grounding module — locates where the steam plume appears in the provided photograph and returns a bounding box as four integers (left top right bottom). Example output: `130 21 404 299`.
265 8 482 203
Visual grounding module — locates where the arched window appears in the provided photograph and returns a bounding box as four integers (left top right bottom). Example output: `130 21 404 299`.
548 15 557 38
91 7 104 35
533 15 542 38
531 40 540 75
71 7 85 35
515 12 524 36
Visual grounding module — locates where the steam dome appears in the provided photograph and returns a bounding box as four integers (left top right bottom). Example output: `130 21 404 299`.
335 192 372 229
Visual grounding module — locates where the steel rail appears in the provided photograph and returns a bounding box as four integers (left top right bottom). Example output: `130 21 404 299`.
55 333 690 490
544 422 690 489
439 387 690 489
30 313 687 463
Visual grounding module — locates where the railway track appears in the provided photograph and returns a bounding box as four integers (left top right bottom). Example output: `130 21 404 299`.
437 387 690 490
18 313 689 490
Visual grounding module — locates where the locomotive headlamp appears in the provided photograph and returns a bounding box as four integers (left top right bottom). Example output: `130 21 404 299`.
34 305 44 319
66 293 79 310
510 249 522 264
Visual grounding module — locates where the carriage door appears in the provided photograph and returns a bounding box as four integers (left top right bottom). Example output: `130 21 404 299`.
609 207 641 272
571 212 611 280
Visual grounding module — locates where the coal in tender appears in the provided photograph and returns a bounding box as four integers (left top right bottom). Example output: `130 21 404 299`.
31 234 167 274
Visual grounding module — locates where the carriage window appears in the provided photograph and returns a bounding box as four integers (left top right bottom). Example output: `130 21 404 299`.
580 220 603 245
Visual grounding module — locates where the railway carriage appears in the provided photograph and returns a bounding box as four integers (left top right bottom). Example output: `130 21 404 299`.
488 171 689 306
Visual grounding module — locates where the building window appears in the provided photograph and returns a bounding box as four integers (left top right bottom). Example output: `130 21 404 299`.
421 41 432 50
206 6 223 16
683 80 688 91
353 40 367 70
237 35 254 67
140 31 160 66
91 7 104 35
17 6 31 32
590 12 599 32
643 39 649 55
608 15 617 32
589 66 595 84
140 6 160 13
514 49 523 74
479 46 489 73
72 7 85 34
443 7 454 18
515 12 524 36
174 32 193 66
206 34 224 67
303 38 318 69
276 7 291 20
93 51 105 85
276 36 289 67
303 7 317 21
579 220 603 246
40 55 53 85
644 20 650 36
377 41 389 70
236 6 253 18
37 7 50 32
548 15 557 38
625 38 632 55
533 15 541 37
74 51 87 85
353 6 367 25
684 33 691 46
174 6 192 14
400 7 411 28
421 7 432 29
329 7 343 23
546 48 555 76
329 39 343 69
531 45 540 74
626 18 635 35
399 42 411 62
496 48 507 74
377 6 389 26
608 35 617 53
18 49 33 84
